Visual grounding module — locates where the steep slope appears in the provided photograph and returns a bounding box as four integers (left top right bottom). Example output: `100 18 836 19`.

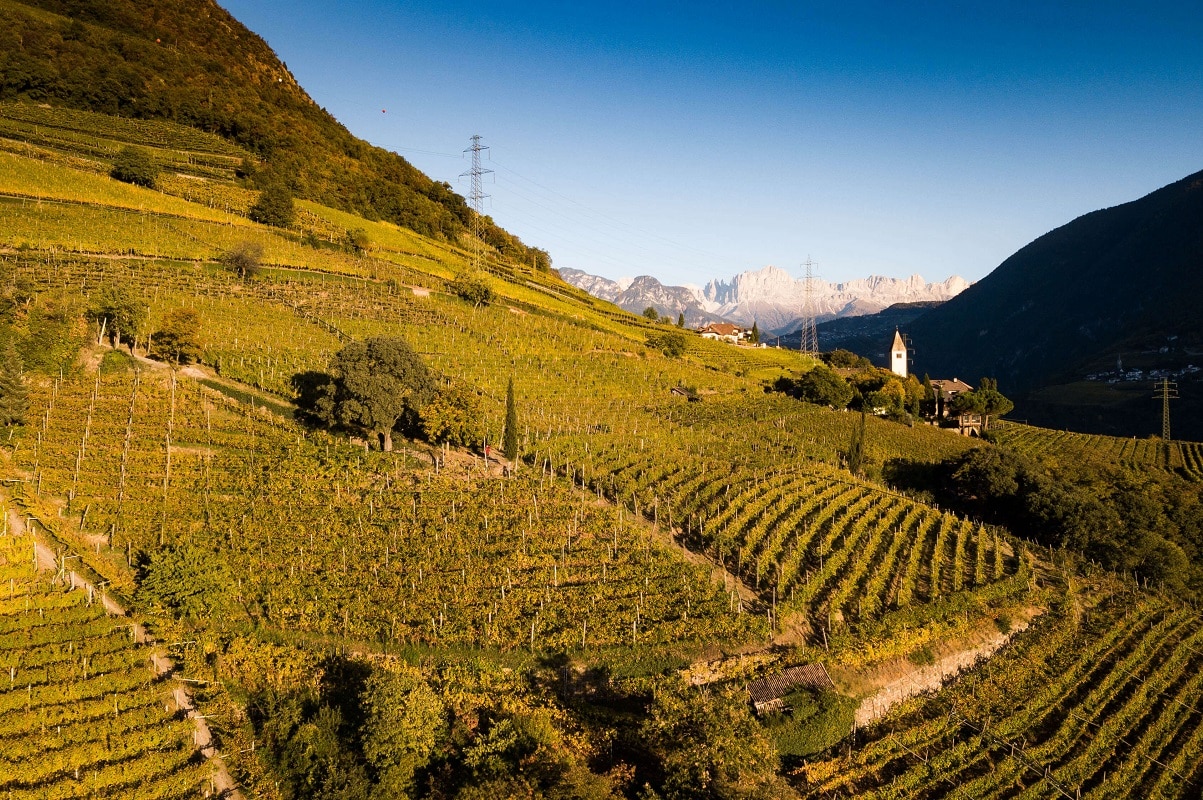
906 168 1203 437
0 0 547 265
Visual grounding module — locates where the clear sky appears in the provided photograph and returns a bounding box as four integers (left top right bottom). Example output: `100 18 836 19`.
221 0 1203 287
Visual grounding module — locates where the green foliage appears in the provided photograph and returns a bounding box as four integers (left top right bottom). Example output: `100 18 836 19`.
221 240 265 280
847 409 866 476
136 542 233 621
0 341 28 425
249 183 296 227
449 271 494 308
647 330 688 358
151 308 202 364
346 227 372 254
421 383 486 447
783 364 853 409
750 321 760 344
88 282 147 346
109 145 157 188
642 306 661 321
824 349 872 369
677 312 685 328
764 690 857 759
360 668 447 797
18 291 88 374
640 682 791 800
319 337 435 451
503 377 519 461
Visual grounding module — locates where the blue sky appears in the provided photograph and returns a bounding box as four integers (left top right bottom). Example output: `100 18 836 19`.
222 1 1203 286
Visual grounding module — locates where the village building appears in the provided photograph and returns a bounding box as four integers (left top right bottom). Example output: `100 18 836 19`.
697 322 750 344
930 377 982 435
889 329 908 378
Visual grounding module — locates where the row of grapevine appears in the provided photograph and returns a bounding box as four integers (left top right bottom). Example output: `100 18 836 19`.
0 516 208 799
795 588 1203 798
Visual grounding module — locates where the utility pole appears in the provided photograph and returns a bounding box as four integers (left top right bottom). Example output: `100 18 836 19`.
461 135 492 271
798 256 819 355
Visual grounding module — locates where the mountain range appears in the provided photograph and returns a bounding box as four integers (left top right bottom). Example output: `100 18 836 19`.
559 265 969 332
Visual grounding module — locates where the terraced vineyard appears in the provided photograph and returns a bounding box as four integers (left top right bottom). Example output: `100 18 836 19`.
0 512 207 799
993 420 1203 480
796 588 1203 799
16 368 765 655
540 434 1025 638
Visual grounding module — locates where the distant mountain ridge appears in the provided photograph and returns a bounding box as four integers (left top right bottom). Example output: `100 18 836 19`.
559 265 968 332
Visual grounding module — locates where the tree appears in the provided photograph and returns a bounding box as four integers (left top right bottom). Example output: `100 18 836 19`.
640 682 790 800
642 306 660 321
794 365 854 409
677 312 685 328
503 377 519 461
110 146 158 188
421 384 486 447
647 331 688 358
221 240 264 280
360 668 447 798
449 271 493 308
0 343 28 426
847 409 866 476
151 308 202 364
249 183 296 227
346 228 372 254
320 337 434 452
974 377 1014 430
88 284 147 348
750 321 760 344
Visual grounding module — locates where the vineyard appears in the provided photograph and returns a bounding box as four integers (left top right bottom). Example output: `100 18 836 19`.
14 368 765 656
2 95 1201 799
993 421 1203 480
796 584 1203 799
0 508 208 799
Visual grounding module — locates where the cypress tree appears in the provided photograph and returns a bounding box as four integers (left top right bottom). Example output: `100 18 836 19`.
847 409 866 476
0 344 28 426
503 378 519 461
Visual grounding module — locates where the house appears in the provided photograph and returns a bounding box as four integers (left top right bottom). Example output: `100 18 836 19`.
746 663 836 715
697 322 749 344
930 377 981 435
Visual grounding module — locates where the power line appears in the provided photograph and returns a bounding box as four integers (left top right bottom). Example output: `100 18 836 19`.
798 256 819 354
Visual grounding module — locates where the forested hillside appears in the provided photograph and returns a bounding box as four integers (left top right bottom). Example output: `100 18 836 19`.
0 0 549 266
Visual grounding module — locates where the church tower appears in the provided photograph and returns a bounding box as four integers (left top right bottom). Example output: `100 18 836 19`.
890 330 908 379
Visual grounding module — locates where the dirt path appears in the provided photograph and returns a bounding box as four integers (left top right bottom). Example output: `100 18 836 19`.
847 615 1036 728
6 501 244 799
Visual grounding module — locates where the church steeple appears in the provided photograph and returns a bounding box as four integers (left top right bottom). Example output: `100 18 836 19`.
890 329 908 379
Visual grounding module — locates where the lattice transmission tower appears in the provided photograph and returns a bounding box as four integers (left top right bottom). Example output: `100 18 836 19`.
1156 378 1179 441
797 257 820 354
461 134 492 270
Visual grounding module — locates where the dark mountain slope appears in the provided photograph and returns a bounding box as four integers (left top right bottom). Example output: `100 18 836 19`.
0 0 547 266
908 168 1203 410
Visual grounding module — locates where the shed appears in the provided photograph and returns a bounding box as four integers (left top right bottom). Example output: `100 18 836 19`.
747 663 836 715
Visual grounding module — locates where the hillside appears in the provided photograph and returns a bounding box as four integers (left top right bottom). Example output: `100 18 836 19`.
904 167 1203 438
1 7 1202 798
0 0 548 265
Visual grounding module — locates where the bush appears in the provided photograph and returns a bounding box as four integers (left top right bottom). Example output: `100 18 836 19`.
449 272 493 308
647 331 687 358
110 146 158 188
221 241 264 280
249 183 295 227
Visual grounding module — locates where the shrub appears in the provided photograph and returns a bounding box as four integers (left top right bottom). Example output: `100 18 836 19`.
647 331 687 358
110 146 158 188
